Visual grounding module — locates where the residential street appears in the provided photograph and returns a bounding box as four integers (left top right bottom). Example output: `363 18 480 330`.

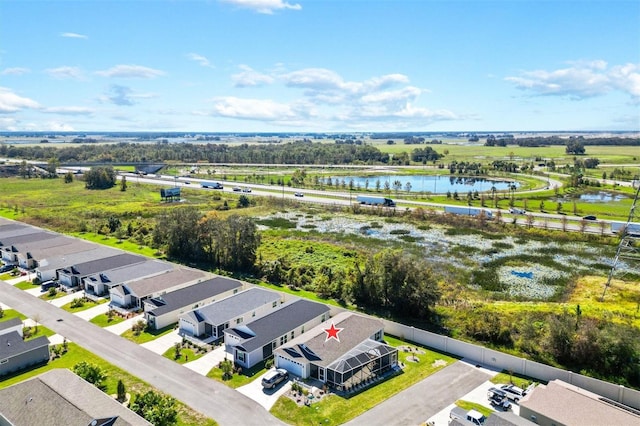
0 281 284 426
344 361 492 426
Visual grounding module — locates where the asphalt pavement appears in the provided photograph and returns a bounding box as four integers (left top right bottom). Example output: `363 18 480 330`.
344 361 492 426
0 281 284 426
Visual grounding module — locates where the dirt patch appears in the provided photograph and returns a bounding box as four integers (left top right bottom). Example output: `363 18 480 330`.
432 359 448 368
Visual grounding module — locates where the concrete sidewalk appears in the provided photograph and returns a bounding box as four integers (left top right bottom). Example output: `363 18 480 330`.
74 303 110 321
184 346 228 375
141 329 182 355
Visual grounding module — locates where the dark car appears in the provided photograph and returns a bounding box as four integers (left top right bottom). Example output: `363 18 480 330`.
41 280 60 291
0 264 14 273
488 387 512 410
583 215 597 221
294 192 304 197
233 187 242 192
261 368 289 389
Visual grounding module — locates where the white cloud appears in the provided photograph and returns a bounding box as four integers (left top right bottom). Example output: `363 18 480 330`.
0 87 40 113
100 85 155 106
45 121 75 131
186 53 214 68
1 67 30 76
220 0 301 14
96 65 165 79
284 68 344 90
42 106 94 116
45 66 84 80
505 60 640 100
232 65 274 87
209 96 306 121
0 117 19 130
60 32 88 39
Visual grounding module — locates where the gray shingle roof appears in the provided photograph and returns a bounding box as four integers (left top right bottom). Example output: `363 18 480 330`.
9 235 77 257
61 253 145 277
0 223 39 240
0 331 49 359
0 368 152 426
0 231 58 247
123 267 208 298
147 276 243 317
37 246 120 272
84 259 173 288
189 287 280 326
0 317 22 333
274 312 385 368
228 299 329 353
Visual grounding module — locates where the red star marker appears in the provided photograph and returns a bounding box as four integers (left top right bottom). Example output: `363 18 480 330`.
324 322 343 343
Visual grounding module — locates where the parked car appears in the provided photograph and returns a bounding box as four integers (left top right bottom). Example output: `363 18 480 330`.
233 187 242 192
487 387 512 410
0 264 14 273
499 384 528 402
242 187 252 193
41 280 60 291
294 192 304 197
583 215 597 221
261 368 289 389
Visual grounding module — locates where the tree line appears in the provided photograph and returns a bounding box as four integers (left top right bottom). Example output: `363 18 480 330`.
0 141 396 165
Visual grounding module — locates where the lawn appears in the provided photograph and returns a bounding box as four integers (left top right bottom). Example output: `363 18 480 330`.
121 323 176 344
269 335 456 425
490 371 543 389
163 345 206 365
89 312 126 327
206 359 269 389
13 280 39 290
38 289 68 301
0 342 216 426
455 400 493 418
0 309 27 321
60 297 108 313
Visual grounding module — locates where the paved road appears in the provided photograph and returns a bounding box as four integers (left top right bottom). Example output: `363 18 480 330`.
0 281 283 426
344 361 492 426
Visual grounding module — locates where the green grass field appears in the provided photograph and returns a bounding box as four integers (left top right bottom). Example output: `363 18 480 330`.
60 297 108 313
270 335 456 425
121 323 176 344
89 312 126 327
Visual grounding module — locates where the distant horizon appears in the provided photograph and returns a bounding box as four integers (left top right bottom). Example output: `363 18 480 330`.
1 1 638 132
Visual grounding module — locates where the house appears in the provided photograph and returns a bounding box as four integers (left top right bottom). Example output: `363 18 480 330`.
224 299 330 370
0 318 50 377
83 259 173 297
109 267 208 311
178 287 281 341
519 379 640 426
0 368 152 426
1 235 78 269
57 253 146 291
0 221 41 241
274 312 397 389
0 231 59 265
36 245 119 282
144 276 244 330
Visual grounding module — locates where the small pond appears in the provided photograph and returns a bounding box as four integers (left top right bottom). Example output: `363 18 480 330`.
325 175 519 194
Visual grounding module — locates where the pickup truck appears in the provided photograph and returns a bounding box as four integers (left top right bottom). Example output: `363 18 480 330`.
449 407 486 425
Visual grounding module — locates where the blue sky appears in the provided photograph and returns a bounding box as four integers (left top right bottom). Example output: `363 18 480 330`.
1 0 638 132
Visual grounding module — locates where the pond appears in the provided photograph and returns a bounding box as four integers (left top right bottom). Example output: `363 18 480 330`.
576 192 628 203
325 175 519 194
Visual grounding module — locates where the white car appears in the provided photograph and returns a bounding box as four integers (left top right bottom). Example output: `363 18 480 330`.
499 384 528 402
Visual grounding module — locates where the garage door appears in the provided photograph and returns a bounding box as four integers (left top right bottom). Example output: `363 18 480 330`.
275 355 304 378
179 318 197 336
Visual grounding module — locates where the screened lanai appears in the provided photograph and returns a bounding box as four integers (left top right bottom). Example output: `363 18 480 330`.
325 339 398 390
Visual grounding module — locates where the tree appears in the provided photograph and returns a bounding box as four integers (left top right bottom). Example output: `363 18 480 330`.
152 206 202 260
120 175 127 191
220 359 233 380
173 342 182 360
84 166 117 189
131 390 178 426
117 379 126 402
237 195 250 208
566 140 586 155
73 361 107 390
64 172 74 183
46 157 59 178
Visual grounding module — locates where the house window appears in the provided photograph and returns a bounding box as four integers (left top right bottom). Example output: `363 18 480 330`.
236 351 246 363
291 330 294 339
236 317 243 324
0 359 7 365
272 341 277 349
272 301 277 308
301 326 304 334
374 330 382 341
252 311 256 317
280 334 288 345
234 289 238 294
321 314 326 322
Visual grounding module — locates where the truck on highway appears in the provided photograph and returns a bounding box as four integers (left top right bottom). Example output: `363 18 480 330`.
201 181 223 189
611 221 640 237
445 206 493 219
449 407 486 425
356 195 396 207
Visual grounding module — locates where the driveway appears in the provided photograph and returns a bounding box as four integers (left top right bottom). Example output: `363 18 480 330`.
104 315 142 335
237 370 292 411
344 361 492 426
141 329 182 355
184 346 228 375
73 302 110 321
0 281 283 426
